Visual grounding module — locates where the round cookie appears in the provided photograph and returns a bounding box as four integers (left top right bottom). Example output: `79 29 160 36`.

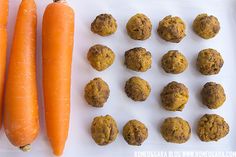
161 117 191 144
157 15 186 43
126 13 152 40
161 81 189 111
125 47 152 72
196 48 224 75
91 115 119 145
201 82 226 109
123 120 148 146
91 14 117 36
84 78 110 108
125 76 151 101
161 50 188 74
193 14 220 39
87 44 115 71
197 114 229 142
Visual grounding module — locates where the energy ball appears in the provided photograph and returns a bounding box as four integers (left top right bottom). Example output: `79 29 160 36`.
84 78 110 108
125 47 152 72
123 120 148 146
196 48 224 75
197 114 229 142
125 76 151 101
91 14 117 36
201 82 226 109
161 50 188 74
126 13 152 40
193 14 220 39
157 15 186 43
161 81 189 111
87 44 115 71
161 117 191 144
91 115 119 145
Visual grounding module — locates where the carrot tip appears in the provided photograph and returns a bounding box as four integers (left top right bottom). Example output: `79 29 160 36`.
19 144 31 152
53 0 66 3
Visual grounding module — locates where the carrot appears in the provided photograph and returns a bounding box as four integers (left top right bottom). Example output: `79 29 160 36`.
42 0 74 156
0 0 8 129
4 0 39 151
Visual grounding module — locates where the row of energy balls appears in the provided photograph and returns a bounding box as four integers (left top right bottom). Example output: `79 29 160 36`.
90 114 229 146
91 13 220 41
91 13 220 40
85 13 228 146
88 45 224 75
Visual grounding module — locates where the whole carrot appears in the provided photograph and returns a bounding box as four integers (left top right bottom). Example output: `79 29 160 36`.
4 0 39 151
0 0 8 129
42 0 74 155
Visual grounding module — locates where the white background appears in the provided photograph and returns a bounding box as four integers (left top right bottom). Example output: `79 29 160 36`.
1 0 236 157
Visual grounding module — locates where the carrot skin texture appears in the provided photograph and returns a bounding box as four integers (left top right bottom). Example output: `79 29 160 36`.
4 0 39 147
0 0 8 129
42 1 74 156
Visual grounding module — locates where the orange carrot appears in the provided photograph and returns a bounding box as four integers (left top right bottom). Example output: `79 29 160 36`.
4 0 39 151
0 0 8 129
42 0 74 155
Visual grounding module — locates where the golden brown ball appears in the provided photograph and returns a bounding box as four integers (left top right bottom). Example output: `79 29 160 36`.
123 120 148 146
161 117 191 144
161 50 188 74
91 115 119 145
201 82 226 109
193 14 220 39
87 44 115 71
196 48 224 75
197 114 229 142
125 47 152 72
84 78 110 108
126 13 152 40
161 81 189 111
157 15 186 43
125 76 151 101
91 14 117 36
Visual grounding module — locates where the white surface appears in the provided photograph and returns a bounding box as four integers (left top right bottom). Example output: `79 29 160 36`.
1 0 236 156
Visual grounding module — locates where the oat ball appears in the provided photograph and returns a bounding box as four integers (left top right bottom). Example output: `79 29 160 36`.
91 14 117 36
87 44 115 71
126 13 152 40
197 114 229 142
196 48 224 75
157 15 186 43
161 50 188 74
161 81 189 111
91 115 119 145
193 14 220 39
84 78 110 108
161 117 191 144
201 82 226 109
123 120 148 146
125 76 151 101
125 47 152 72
